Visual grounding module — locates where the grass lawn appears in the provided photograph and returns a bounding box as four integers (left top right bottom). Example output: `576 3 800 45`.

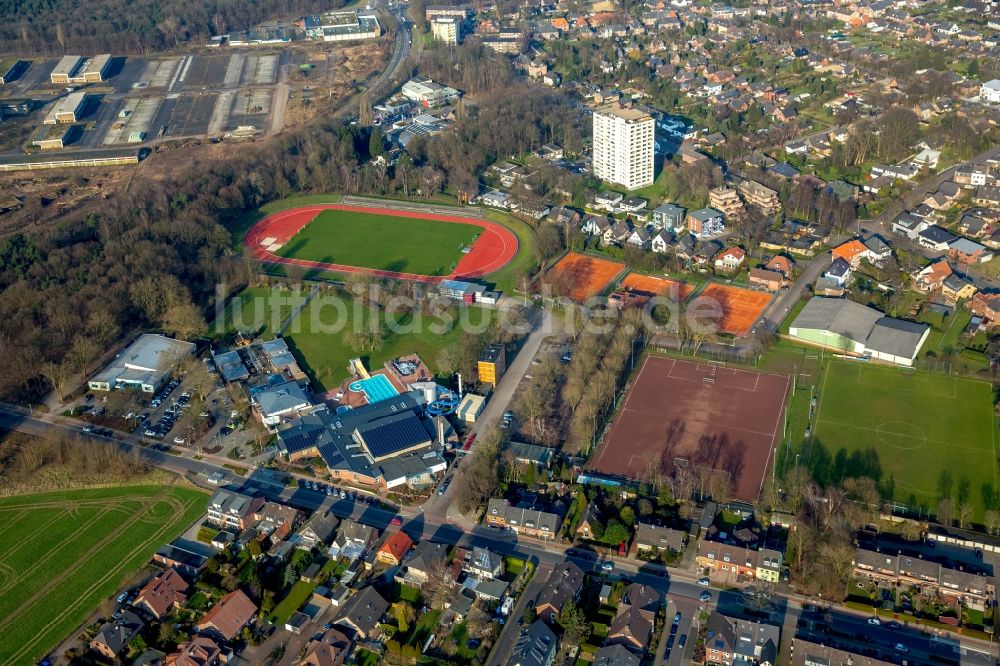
355 648 381 666
0 484 206 666
408 609 442 646
811 359 997 518
482 210 539 293
276 209 480 276
280 293 489 391
210 286 310 340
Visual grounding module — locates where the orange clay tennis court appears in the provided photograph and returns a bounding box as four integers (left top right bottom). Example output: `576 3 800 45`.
621 273 693 301
697 283 772 336
547 252 624 301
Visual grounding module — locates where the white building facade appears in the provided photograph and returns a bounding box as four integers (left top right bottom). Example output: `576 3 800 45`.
592 103 655 190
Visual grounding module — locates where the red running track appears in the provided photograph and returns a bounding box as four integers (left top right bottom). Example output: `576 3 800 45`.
243 204 519 284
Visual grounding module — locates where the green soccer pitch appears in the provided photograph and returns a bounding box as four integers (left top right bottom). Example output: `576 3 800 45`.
810 359 998 518
274 209 481 276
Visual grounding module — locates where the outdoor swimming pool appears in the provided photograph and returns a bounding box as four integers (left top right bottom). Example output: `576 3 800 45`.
348 374 399 404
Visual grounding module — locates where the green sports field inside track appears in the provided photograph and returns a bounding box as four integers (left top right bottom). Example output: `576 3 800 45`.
275 209 480 276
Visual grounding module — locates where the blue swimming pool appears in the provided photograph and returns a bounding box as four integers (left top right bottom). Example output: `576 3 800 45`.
348 374 399 404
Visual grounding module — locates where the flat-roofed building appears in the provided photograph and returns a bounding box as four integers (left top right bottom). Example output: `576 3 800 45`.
31 124 72 150
592 102 655 190
50 55 84 84
0 58 27 85
43 91 89 125
431 17 462 43
88 333 196 393
477 343 506 386
0 147 140 172
77 54 112 82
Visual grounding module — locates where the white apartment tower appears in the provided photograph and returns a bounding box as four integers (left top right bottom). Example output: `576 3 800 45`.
431 17 461 44
592 102 655 190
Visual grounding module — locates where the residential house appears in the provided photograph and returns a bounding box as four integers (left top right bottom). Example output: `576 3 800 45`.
536 561 585 623
396 540 448 586
329 519 378 560
465 546 504 580
687 208 725 238
581 215 612 238
607 583 660 653
831 239 872 268
133 567 190 619
853 547 994 609
603 219 632 246
634 523 686 556
481 189 512 209
335 586 389 640
948 237 994 265
254 501 300 541
974 186 1000 207
620 196 648 213
959 214 993 239
917 225 958 251
253 380 312 427
485 498 562 540
503 441 554 469
749 267 784 292
652 203 686 230
575 503 604 540
154 541 209 577
870 163 919 182
625 227 651 249
651 229 673 254
196 589 258 643
166 635 224 666
299 627 352 666
912 261 953 292
954 163 996 188
91 610 145 660
756 548 783 583
697 541 759 580
595 191 625 211
297 511 340 550
593 644 641 666
823 258 852 286
766 255 794 277
714 247 746 271
206 490 264 533
508 620 558 666
376 531 414 566
970 292 1000 327
863 235 892 265
891 212 929 239
693 240 724 265
789 638 895 666
704 612 780 666
942 274 977 302
549 207 581 227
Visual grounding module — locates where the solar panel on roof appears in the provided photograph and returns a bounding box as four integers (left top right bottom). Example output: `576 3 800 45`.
358 413 430 458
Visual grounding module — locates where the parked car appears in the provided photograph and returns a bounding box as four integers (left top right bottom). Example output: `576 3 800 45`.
82 425 94 433
895 644 907 653
678 635 687 649
868 617 881 626
673 612 681 625
699 591 712 602
600 561 614 572
390 516 403 526
173 437 186 445
697 577 710 586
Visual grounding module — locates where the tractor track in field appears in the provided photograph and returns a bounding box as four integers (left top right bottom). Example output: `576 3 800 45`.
4 491 199 665
0 490 186 648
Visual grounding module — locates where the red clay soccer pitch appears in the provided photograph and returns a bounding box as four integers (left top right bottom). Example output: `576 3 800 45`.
587 355 790 502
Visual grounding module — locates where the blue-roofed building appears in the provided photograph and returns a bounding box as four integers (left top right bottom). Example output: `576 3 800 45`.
213 349 249 383
252 380 312 427
277 392 447 489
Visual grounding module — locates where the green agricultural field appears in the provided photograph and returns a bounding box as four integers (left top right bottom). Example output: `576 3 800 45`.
280 292 490 391
276 209 481 276
810 360 997 518
0 484 206 666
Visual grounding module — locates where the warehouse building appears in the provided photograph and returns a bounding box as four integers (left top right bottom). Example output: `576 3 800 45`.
88 334 196 393
401 76 461 108
277 393 447 489
0 58 28 85
50 54 113 84
788 297 929 366
43 91 90 125
320 12 381 41
31 124 74 150
0 148 141 172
